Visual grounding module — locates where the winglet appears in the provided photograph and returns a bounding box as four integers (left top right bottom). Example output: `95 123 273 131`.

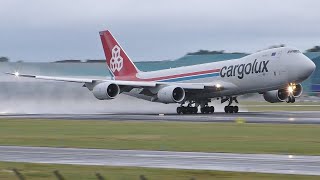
5 72 35 78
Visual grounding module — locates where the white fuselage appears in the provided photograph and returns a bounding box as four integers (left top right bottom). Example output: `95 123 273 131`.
130 47 315 99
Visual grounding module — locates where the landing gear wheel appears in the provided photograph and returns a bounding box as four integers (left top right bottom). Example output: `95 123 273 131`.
177 107 182 114
177 106 198 114
233 106 239 113
209 106 215 113
192 107 198 114
224 106 239 113
185 107 190 114
182 108 188 114
224 106 228 113
200 106 214 114
224 106 231 113
287 96 296 103
200 107 205 114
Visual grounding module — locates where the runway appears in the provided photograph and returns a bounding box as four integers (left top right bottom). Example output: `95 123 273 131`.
0 146 319 176
1 111 320 124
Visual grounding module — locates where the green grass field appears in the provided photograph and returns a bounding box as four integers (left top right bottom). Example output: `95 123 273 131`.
0 162 319 180
0 119 320 155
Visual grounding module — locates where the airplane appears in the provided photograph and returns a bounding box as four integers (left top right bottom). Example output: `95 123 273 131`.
7 30 316 114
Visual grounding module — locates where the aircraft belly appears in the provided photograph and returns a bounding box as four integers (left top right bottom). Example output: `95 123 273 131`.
123 91 153 102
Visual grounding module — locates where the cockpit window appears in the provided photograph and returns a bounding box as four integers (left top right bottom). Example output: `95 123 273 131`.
287 50 301 54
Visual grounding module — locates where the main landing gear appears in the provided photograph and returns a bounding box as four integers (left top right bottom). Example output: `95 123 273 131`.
177 101 199 114
176 106 198 114
176 100 214 114
222 96 239 113
199 100 214 114
200 106 215 114
224 106 239 113
176 97 240 115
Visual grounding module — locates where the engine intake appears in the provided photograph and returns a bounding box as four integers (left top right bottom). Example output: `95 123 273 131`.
92 82 120 100
157 86 185 103
263 89 289 103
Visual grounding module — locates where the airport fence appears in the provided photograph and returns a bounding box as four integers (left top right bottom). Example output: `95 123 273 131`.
12 168 197 180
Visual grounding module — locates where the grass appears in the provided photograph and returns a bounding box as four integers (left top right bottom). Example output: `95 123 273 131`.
0 119 320 155
0 161 319 180
242 101 320 111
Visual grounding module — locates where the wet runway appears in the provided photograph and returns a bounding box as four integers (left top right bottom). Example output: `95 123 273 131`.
1 111 320 124
0 146 319 176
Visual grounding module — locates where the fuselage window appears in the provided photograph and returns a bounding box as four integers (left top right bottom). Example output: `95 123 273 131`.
287 50 301 54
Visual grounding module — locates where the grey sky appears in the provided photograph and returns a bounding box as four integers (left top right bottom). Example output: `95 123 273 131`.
0 0 319 62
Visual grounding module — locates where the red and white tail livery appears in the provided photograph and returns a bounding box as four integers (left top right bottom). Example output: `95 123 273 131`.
100 30 139 79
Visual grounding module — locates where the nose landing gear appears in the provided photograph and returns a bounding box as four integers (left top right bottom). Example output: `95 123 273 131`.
286 96 295 103
286 84 296 103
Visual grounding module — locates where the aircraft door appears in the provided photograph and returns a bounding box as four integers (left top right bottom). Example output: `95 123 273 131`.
259 51 287 87
272 51 288 85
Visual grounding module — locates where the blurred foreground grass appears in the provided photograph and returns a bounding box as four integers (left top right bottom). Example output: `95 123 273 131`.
0 162 319 180
0 119 320 155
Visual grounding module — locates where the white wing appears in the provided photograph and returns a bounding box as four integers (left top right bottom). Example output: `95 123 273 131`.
6 72 237 91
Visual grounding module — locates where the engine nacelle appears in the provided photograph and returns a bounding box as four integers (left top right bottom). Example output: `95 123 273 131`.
292 84 303 97
263 89 289 103
92 82 120 100
157 86 185 103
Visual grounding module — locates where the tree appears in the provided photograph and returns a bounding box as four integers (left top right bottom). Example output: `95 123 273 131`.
257 44 286 52
306 46 320 52
187 50 225 55
268 44 286 49
0 57 9 62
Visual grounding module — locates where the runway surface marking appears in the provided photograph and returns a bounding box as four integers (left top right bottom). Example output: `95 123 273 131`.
0 146 319 176
1 111 320 124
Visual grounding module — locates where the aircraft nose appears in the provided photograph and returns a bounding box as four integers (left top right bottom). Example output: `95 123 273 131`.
303 57 316 76
287 53 316 83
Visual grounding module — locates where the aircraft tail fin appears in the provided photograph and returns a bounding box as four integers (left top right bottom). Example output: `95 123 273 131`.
99 30 139 78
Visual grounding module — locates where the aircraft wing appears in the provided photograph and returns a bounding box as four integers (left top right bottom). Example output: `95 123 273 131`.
6 72 157 87
6 72 236 91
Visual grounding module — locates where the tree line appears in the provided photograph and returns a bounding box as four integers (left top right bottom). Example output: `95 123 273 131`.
2 46 320 62
187 45 320 55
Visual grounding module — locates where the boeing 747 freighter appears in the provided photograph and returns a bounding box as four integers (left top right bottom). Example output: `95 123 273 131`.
8 30 316 114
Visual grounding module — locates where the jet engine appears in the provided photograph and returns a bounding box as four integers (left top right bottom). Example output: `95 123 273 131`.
292 84 303 97
92 82 120 100
263 89 289 103
157 86 185 103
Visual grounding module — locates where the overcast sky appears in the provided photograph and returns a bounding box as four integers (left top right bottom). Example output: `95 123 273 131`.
0 0 319 62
